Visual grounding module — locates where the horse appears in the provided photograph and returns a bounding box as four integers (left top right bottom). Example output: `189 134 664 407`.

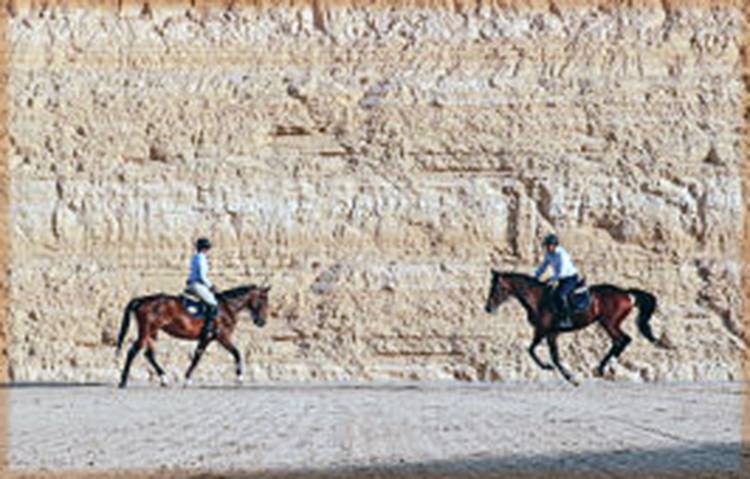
115 284 270 388
484 271 671 385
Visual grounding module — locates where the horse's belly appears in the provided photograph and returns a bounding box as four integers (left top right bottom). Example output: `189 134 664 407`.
161 318 202 340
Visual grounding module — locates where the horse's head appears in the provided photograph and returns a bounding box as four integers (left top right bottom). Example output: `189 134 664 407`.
247 286 271 327
485 270 512 314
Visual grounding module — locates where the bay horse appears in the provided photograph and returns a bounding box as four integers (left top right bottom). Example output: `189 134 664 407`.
116 284 270 388
484 271 671 385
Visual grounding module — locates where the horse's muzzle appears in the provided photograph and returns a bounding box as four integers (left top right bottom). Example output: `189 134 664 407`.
484 303 496 314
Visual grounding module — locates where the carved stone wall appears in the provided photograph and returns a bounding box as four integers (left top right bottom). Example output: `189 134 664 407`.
7 3 744 382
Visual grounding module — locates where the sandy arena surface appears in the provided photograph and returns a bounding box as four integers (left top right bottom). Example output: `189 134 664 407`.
8 381 743 474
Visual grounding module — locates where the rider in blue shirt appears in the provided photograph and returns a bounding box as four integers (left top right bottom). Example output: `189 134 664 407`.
535 234 579 328
187 237 219 342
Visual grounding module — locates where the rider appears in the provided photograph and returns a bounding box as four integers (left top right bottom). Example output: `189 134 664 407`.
534 234 579 329
187 237 219 342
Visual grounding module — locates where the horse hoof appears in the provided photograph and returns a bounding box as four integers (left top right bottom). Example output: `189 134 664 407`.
183 379 192 388
118 382 127 389
235 375 244 386
569 378 581 387
159 375 170 387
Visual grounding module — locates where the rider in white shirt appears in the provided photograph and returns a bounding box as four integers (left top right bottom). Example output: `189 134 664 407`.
534 234 579 328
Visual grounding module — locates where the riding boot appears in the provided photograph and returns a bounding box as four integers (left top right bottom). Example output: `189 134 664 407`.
199 305 218 343
557 300 573 329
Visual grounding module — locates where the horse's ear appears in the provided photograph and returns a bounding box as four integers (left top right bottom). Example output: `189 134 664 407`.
262 286 271 293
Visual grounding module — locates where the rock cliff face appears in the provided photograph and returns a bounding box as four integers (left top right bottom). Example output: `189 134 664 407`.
7 2 745 383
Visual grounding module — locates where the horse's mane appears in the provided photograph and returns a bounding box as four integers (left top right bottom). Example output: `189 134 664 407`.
217 285 258 300
495 271 543 286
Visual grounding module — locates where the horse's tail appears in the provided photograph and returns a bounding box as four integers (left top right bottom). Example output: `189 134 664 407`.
116 298 141 354
627 289 671 349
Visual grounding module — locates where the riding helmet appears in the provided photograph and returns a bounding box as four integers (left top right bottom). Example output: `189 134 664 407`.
196 237 212 251
542 234 559 246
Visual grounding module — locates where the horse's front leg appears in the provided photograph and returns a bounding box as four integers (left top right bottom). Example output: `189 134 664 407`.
528 329 553 371
184 338 210 387
218 335 244 385
547 334 579 386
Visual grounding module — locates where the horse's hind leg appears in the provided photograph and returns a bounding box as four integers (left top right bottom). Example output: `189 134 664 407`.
144 346 168 387
596 335 632 377
119 311 153 389
612 332 632 365
596 315 633 377
547 334 578 386
596 341 619 377
119 339 143 389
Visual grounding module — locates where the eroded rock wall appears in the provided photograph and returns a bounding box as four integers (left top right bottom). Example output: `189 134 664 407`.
7 2 745 382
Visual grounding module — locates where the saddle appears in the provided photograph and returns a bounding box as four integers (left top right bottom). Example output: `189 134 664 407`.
568 277 591 313
179 289 211 320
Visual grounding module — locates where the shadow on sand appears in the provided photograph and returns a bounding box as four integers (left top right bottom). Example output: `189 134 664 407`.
9 441 745 479
218 442 743 478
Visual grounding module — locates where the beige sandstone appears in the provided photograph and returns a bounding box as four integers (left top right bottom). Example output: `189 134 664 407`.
6 2 745 383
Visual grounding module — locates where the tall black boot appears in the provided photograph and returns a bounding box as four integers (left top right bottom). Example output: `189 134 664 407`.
199 305 218 343
557 299 572 329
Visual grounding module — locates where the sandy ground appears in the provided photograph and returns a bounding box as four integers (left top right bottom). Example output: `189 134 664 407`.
8 381 743 474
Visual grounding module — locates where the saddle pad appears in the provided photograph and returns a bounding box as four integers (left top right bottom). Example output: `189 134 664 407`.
179 295 208 320
570 288 591 312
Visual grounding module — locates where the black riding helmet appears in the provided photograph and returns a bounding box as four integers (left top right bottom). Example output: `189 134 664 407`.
196 237 212 251
542 234 559 247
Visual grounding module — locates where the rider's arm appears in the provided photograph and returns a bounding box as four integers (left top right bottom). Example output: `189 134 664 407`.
198 254 213 288
534 253 551 279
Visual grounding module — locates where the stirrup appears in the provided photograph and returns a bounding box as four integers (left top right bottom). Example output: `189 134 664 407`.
200 322 219 342
558 315 573 328
206 321 219 337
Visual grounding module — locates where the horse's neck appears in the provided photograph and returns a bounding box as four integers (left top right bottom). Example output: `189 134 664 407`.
510 279 542 316
219 295 244 322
